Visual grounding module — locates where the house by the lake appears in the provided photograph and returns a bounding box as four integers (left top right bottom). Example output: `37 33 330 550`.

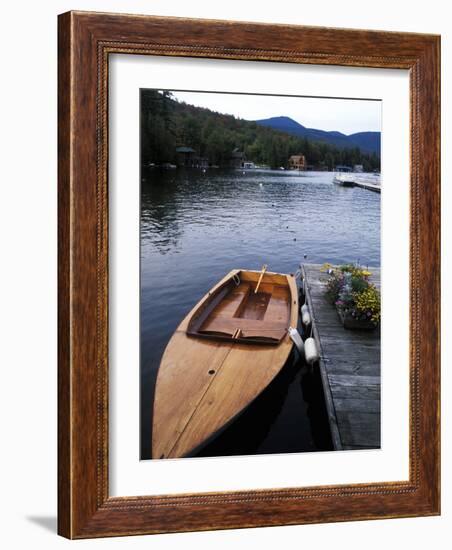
175 147 209 168
229 148 246 168
288 154 306 170
176 146 197 167
335 164 353 172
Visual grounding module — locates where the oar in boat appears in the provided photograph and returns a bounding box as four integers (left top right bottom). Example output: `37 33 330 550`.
254 264 268 294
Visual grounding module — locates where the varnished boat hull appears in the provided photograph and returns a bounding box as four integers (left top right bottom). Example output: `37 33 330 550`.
152 269 298 459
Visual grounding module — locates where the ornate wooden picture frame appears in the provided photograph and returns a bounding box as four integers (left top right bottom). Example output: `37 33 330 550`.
58 11 440 538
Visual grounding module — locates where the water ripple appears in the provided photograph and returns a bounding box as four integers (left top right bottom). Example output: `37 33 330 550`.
140 168 380 458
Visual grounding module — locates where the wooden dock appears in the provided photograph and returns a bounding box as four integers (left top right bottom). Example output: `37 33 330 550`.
302 264 381 451
333 174 381 193
353 178 381 193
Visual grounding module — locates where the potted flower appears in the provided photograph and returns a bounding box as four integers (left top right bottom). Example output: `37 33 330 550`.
323 264 380 330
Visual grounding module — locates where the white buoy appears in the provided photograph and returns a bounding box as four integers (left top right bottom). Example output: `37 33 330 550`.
304 337 319 365
288 327 304 357
300 304 311 326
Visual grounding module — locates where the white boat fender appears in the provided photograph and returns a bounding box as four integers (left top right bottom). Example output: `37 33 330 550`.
304 337 320 365
288 326 304 357
300 304 311 326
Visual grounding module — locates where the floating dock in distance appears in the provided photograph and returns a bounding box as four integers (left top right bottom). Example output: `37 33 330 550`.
333 174 381 193
302 264 381 451
333 174 355 187
353 176 381 193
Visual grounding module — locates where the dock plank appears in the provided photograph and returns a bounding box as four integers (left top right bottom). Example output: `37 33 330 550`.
335 411 381 447
302 264 381 450
333 398 381 414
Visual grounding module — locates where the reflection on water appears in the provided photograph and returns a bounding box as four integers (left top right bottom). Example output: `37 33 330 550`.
140 169 380 459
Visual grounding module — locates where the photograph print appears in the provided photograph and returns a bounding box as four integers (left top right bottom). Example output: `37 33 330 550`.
140 89 381 460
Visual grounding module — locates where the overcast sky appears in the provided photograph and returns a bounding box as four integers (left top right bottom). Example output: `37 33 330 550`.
169 90 381 135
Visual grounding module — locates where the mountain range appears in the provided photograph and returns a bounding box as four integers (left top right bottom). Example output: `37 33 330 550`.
254 116 380 156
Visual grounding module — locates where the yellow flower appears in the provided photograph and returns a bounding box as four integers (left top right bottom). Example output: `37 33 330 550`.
353 284 381 324
320 263 333 272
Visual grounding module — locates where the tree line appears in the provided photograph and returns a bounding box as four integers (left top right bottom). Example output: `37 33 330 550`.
141 90 380 171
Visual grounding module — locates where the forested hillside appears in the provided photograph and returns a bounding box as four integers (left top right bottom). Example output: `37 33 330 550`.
141 90 380 171
255 116 380 155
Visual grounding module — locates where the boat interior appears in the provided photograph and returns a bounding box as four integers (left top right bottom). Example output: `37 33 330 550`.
187 271 292 345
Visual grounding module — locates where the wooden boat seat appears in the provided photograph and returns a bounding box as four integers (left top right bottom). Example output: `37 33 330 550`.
199 316 287 341
187 273 292 344
198 281 289 342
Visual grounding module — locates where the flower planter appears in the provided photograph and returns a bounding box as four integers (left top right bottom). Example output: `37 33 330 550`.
336 306 378 330
324 264 381 331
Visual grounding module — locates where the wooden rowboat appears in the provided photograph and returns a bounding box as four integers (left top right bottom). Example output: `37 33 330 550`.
152 268 298 459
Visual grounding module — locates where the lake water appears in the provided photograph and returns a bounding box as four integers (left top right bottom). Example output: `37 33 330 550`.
140 169 380 459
